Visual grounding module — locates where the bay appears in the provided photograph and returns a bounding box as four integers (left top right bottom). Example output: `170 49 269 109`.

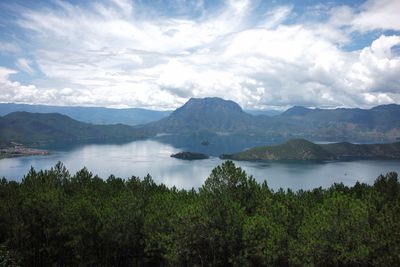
1 139 399 190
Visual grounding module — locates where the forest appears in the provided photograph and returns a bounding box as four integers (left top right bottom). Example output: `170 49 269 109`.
0 161 399 266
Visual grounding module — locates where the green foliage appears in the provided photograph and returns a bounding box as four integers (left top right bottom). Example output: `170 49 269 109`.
0 161 399 266
292 193 370 266
243 214 286 265
0 245 19 267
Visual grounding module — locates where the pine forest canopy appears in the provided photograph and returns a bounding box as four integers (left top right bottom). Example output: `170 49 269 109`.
0 161 399 266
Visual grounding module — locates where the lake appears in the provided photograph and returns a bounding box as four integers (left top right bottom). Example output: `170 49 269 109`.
1 139 400 190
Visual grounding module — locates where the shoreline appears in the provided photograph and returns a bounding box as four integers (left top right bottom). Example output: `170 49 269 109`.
0 143 49 159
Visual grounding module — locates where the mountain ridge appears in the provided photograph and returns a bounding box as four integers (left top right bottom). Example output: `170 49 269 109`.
1 98 400 147
0 103 171 126
221 139 400 161
0 111 148 145
139 97 400 142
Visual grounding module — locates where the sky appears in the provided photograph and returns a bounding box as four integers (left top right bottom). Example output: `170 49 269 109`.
0 0 399 110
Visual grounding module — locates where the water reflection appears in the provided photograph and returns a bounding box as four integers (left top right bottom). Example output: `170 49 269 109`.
1 139 400 190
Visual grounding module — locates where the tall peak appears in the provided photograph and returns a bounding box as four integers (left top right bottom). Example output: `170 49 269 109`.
176 97 243 114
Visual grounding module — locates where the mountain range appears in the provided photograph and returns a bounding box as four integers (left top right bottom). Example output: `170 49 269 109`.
0 103 171 126
0 102 282 126
280 104 400 131
1 98 400 148
140 97 400 142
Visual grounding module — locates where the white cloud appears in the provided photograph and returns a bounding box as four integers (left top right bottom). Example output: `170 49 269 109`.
352 0 400 32
261 5 293 29
0 67 43 104
0 67 16 80
16 58 35 75
326 0 400 33
347 35 400 94
110 0 133 15
0 42 20 53
0 0 399 110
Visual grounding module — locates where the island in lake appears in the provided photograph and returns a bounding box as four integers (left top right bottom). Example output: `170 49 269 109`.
171 151 209 160
220 139 400 161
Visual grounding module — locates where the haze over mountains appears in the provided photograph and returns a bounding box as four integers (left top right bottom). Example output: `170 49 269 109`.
0 103 171 126
0 102 280 125
1 97 400 148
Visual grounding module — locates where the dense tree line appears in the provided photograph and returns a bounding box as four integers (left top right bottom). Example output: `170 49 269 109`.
0 161 399 266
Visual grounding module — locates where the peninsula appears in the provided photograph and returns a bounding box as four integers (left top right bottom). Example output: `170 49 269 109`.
220 139 400 161
0 143 49 159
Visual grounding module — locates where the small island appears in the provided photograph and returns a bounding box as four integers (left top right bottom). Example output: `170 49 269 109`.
171 151 209 160
220 139 400 161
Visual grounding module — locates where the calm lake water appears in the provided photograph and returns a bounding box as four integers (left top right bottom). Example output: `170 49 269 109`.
1 139 400 191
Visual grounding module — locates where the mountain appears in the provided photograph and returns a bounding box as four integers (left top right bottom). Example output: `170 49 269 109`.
0 112 149 145
0 103 171 126
279 104 400 131
221 139 400 161
221 139 334 161
144 97 266 134
140 97 400 142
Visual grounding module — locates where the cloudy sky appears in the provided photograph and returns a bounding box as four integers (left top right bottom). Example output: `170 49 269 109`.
0 0 399 110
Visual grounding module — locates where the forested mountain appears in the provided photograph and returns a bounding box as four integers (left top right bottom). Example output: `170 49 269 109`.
0 103 170 126
221 139 400 161
145 97 260 133
0 161 399 266
141 98 400 142
0 112 148 145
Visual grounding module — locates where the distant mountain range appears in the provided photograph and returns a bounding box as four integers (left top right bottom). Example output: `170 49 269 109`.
140 97 400 142
280 104 400 131
0 112 148 146
0 103 171 126
1 98 400 148
221 139 400 161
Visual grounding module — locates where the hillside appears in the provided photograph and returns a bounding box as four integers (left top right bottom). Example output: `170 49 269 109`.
221 139 400 161
0 103 170 126
0 112 149 145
